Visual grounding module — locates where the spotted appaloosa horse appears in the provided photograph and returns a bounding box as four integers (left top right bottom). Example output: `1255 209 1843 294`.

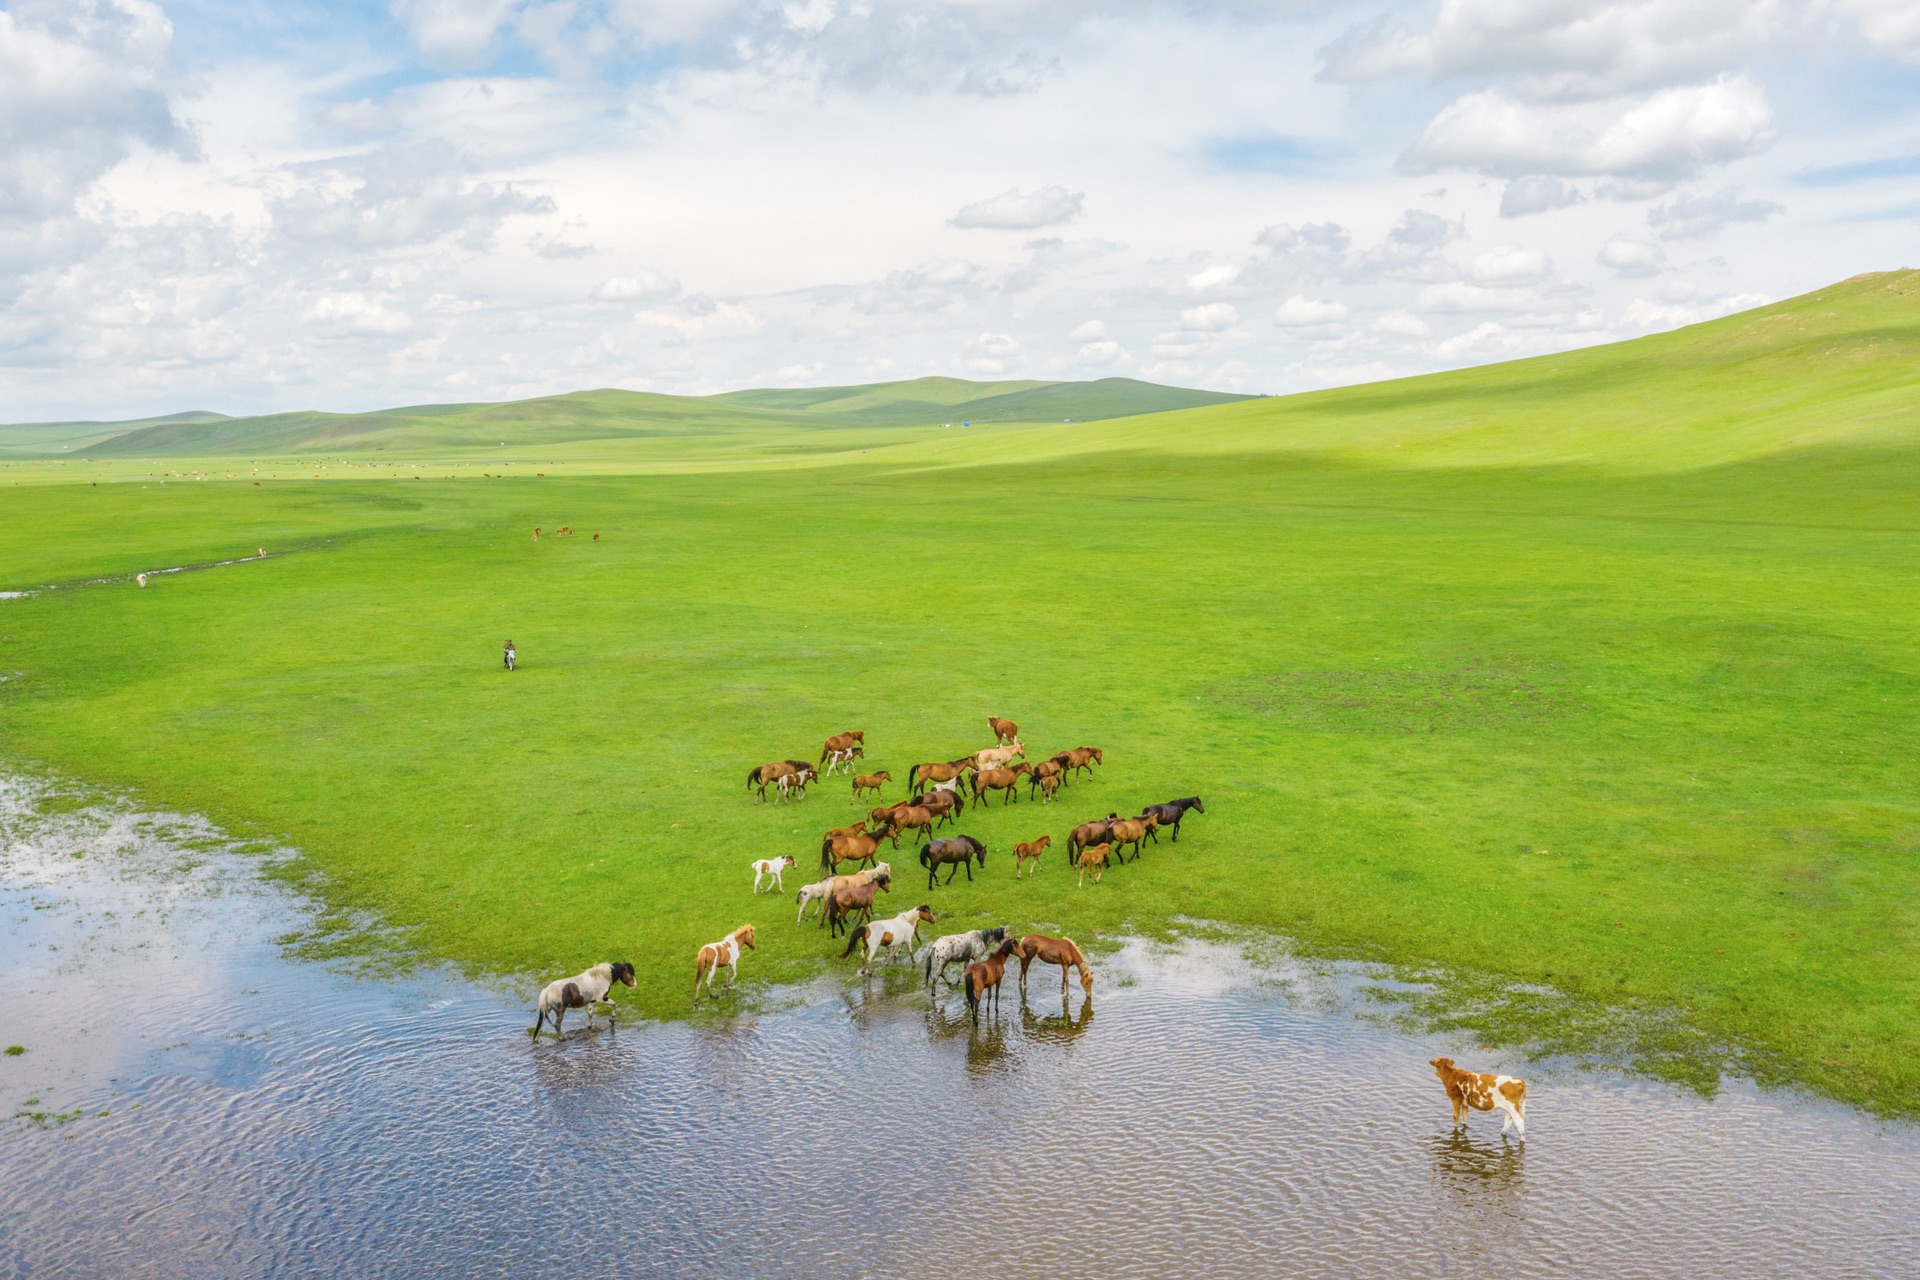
1429 1057 1529 1137
693 925 756 1003
532 961 635 1037
920 925 1011 991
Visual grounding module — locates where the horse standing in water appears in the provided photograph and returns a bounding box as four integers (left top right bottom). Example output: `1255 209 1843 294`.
1014 934 1095 1001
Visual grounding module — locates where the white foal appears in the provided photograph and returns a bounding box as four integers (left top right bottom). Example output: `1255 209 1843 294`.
840 904 936 975
752 855 796 894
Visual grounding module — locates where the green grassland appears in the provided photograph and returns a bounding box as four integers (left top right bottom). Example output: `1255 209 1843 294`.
2 273 1917 1114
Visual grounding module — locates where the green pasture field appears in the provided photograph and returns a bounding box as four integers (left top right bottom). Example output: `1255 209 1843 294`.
2 272 1917 1115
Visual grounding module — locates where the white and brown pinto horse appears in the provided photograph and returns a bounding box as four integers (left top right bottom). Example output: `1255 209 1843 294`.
751 855 796 894
840 904 935 975
532 961 635 1037
693 925 756 1003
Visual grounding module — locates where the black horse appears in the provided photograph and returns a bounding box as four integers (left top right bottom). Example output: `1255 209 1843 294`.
1141 796 1205 843
919 836 987 888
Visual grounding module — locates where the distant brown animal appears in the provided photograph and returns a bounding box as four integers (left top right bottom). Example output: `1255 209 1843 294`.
852 771 891 801
1430 1057 1529 1137
987 716 1019 745
1013 835 1051 878
1105 814 1159 863
825 872 892 937
821 827 890 874
1075 842 1112 886
970 763 1032 806
1014 934 1095 1000
1059 746 1104 779
963 938 1018 1024
879 804 937 848
906 757 975 791
1067 813 1120 860
1030 771 1062 805
820 730 865 763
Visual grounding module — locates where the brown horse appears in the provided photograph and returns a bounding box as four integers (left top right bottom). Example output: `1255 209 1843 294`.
820 730 865 763
912 788 964 827
746 759 799 802
821 827 889 874
1030 771 1062 805
964 938 1018 1024
852 771 891 801
1106 814 1159 863
1013 835 1051 878
1027 757 1064 791
1075 842 1112 886
1067 813 1120 860
987 716 1018 745
879 804 937 849
822 821 866 842
1014 934 1095 1000
825 872 892 937
970 763 1031 806
919 836 987 888
1059 746 1104 779
906 757 975 792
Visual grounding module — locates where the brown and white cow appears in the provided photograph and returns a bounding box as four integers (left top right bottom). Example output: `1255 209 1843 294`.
1429 1057 1528 1137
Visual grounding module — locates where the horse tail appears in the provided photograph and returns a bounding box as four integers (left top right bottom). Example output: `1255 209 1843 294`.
964 972 980 1015
820 835 835 872
746 766 760 790
840 924 869 959
918 844 931 868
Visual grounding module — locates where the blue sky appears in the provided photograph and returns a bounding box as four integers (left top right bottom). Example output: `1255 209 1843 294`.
3 0 1919 419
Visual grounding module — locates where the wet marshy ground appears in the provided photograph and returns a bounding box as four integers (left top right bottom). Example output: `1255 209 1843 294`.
3 780 1917 1279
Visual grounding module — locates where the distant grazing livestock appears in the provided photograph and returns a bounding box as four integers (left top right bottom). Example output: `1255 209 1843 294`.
1430 1057 1529 1138
1014 934 1095 1000
825 871 893 937
1140 797 1206 843
1076 842 1112 886
1106 814 1159 863
820 827 889 874
841 904 936 975
502 639 515 670
1030 771 1062 805
878 804 937 849
852 771 891 801
776 765 818 803
987 716 1019 745
906 757 975 792
974 740 1026 772
964 939 1018 1024
693 926 756 1004
136 573 148 589
1059 746 1104 779
919 836 987 888
970 764 1031 806
751 855 796 894
921 925 1010 991
819 730 866 763
1067 813 1121 860
532 961 635 1037
747 760 800 802
1013 835 1051 878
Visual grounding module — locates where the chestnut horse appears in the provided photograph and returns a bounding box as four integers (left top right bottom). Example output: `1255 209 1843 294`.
1013 835 1051 878
819 730 865 764
879 804 937 849
987 716 1018 745
1030 771 1062 805
746 759 799 802
1067 813 1120 860
1014 934 1095 1000
825 872 892 937
911 788 963 827
821 827 889 874
1105 814 1158 863
970 763 1031 806
852 771 891 801
964 938 1018 1024
1059 746 1104 779
906 757 975 792
1075 842 1112 886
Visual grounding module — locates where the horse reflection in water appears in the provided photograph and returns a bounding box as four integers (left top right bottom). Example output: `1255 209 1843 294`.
1021 996 1094 1047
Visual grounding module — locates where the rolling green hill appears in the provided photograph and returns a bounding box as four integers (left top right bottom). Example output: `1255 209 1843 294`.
40 376 1252 459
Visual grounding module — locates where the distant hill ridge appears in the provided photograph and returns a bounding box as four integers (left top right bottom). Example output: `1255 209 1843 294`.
8 376 1251 458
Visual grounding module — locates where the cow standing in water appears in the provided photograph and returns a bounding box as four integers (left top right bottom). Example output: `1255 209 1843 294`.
504 640 517 671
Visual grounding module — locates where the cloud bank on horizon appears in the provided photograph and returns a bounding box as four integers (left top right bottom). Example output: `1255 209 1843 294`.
2 0 1918 419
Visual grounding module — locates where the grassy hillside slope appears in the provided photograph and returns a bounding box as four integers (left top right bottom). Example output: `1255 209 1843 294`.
61 377 1251 459
0 274 1915 1116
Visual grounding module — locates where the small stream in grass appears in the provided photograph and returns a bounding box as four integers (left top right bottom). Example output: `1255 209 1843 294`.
3 777 1917 1280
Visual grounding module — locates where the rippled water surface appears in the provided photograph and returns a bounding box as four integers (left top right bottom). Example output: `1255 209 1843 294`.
3 781 1918 1280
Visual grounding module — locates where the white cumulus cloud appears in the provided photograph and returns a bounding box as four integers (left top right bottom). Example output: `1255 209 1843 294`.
1596 236 1667 276
1274 296 1348 326
951 185 1083 230
1647 186 1784 238
1179 302 1240 331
